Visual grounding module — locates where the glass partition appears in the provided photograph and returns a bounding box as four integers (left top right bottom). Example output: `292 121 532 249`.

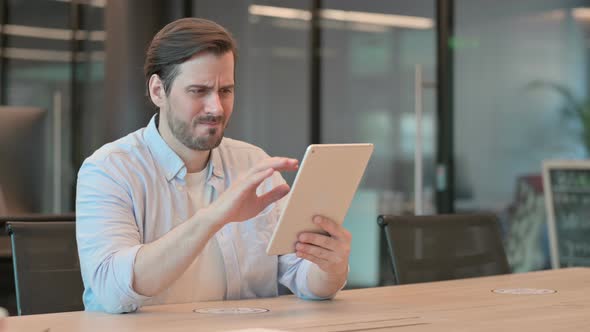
454 0 590 272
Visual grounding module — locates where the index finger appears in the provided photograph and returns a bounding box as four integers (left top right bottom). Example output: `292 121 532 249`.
251 157 298 174
312 215 351 241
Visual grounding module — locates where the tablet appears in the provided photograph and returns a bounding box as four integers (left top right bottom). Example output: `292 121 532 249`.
266 143 374 255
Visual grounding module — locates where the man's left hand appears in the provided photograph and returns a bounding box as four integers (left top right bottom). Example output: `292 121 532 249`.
295 216 351 275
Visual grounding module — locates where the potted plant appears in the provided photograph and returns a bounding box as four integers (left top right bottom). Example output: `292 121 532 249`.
528 81 590 155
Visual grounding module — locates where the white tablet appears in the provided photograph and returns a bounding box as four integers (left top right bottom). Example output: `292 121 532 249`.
266 143 374 255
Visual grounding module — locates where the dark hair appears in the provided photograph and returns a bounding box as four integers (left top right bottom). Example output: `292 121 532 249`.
144 18 237 103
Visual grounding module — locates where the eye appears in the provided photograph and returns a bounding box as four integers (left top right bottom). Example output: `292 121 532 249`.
188 88 208 95
220 88 234 96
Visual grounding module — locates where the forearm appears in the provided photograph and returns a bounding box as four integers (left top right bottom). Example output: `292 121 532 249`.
306 263 347 298
132 207 223 296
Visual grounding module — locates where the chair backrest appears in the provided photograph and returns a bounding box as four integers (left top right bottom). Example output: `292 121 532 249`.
0 212 76 229
6 221 83 315
377 214 510 285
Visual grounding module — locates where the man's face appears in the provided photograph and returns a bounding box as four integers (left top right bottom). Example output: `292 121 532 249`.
160 52 235 151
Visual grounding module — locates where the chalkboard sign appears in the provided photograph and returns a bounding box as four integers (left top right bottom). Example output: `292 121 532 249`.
543 160 590 269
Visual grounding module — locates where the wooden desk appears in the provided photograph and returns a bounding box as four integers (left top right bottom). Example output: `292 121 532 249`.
6 268 590 331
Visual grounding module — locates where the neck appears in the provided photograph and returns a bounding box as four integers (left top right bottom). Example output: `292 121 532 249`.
157 115 211 173
180 148 211 174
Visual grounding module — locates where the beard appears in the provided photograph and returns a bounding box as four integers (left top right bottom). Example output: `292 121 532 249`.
165 107 226 151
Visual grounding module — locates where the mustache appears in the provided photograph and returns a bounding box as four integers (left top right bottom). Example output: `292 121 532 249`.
195 114 225 124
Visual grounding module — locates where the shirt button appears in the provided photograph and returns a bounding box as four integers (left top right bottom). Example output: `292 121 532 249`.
176 185 184 191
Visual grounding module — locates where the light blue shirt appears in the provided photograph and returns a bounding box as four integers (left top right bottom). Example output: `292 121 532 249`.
76 115 333 314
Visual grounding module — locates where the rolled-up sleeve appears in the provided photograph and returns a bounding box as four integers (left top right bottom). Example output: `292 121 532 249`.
278 254 329 300
76 159 151 313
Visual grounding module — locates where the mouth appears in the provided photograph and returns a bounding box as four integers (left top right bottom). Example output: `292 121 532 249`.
198 121 222 128
196 115 224 127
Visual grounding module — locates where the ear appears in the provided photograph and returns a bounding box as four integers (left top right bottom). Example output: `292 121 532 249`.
148 74 166 108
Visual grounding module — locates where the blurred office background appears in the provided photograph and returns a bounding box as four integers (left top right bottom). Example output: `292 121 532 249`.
0 0 589 293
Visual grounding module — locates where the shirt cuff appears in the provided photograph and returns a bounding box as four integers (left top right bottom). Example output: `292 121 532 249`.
111 244 152 311
298 260 348 301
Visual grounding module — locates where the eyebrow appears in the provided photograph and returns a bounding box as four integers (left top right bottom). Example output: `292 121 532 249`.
185 84 235 90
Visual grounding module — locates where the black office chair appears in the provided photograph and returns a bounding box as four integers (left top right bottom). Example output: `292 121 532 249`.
0 213 76 315
6 220 84 315
377 214 510 285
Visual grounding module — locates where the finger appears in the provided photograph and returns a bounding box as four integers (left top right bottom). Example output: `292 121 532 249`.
257 183 290 207
298 233 339 251
312 216 352 241
295 242 343 264
243 167 275 191
296 250 331 270
251 157 298 174
272 163 299 173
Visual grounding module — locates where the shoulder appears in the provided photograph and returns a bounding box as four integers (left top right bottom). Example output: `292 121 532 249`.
217 137 270 163
79 128 149 178
219 137 267 155
88 130 146 162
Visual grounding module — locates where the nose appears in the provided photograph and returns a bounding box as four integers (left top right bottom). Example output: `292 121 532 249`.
205 92 223 115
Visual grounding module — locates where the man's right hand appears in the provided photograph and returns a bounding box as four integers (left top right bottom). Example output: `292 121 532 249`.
204 157 298 227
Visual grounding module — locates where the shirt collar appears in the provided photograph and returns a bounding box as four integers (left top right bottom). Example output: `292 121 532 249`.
210 145 224 179
144 114 225 182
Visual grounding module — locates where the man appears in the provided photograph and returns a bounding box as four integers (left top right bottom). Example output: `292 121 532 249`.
76 18 352 314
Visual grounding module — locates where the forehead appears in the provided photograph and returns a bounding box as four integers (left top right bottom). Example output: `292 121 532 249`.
175 51 234 83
